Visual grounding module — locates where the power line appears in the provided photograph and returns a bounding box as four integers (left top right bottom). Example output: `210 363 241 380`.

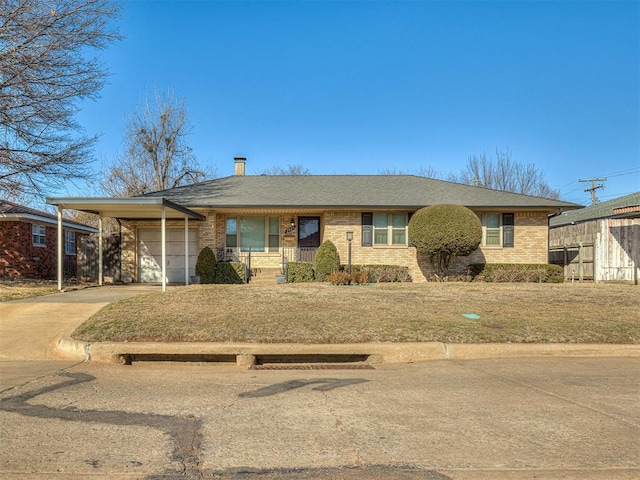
578 178 607 205
606 168 640 178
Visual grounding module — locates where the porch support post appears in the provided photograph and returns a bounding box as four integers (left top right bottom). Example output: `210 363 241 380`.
57 206 63 291
184 216 189 286
161 207 167 292
98 216 103 286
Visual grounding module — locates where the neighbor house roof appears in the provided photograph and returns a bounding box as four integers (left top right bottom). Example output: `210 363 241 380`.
549 191 640 227
141 175 581 211
0 199 98 233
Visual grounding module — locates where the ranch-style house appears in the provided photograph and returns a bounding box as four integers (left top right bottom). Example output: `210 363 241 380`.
48 157 580 288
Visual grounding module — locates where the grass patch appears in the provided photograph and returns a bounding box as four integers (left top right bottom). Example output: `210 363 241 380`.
73 283 640 344
0 280 59 302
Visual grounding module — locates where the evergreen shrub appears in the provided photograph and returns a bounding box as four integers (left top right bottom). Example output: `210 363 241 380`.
314 240 341 281
286 262 314 283
214 262 246 284
469 263 564 283
408 204 482 278
195 247 217 284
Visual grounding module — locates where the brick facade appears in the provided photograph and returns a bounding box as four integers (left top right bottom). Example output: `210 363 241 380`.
323 210 549 281
121 209 551 283
0 221 87 280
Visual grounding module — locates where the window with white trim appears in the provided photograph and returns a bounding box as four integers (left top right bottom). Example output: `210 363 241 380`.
226 216 280 252
64 231 76 255
32 224 46 247
477 213 514 247
362 212 408 246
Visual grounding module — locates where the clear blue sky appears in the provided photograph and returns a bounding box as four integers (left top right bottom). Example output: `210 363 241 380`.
73 0 640 205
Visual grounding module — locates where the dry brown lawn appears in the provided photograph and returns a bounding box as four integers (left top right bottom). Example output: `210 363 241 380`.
0 280 59 302
73 282 640 344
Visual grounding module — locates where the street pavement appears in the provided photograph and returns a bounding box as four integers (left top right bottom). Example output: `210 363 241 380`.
1 358 639 480
0 286 639 479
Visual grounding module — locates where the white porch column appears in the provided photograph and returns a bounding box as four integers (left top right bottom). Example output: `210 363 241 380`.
57 206 63 291
98 216 103 286
184 216 189 285
161 206 167 292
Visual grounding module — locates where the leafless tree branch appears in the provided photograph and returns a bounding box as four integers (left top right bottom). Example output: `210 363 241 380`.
102 89 213 196
0 0 122 200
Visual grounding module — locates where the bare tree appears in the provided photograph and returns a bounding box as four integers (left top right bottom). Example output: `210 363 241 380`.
261 164 310 175
378 167 410 175
456 149 560 199
379 165 442 178
416 165 442 179
103 90 212 196
0 0 121 200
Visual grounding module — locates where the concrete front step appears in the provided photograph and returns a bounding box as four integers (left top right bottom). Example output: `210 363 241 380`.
248 268 283 285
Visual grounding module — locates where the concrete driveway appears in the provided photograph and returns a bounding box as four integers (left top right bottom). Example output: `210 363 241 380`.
0 285 158 390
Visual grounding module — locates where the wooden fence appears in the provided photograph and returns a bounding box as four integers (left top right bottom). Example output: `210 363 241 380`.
549 218 639 283
77 235 120 283
548 242 594 281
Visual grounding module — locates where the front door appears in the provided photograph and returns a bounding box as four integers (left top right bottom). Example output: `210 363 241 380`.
298 216 321 248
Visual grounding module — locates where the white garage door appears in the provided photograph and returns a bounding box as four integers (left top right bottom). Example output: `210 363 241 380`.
138 229 198 283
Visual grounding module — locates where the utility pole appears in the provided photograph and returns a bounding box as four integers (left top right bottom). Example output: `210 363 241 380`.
579 178 607 205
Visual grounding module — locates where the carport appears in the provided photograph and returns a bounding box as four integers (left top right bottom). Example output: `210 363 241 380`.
46 197 205 292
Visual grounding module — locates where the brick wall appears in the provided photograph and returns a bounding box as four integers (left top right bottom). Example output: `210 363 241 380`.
0 221 85 280
324 210 551 282
323 211 423 279
201 211 216 250
118 209 551 282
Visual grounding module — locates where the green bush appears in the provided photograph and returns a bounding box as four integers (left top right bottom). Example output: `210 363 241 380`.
349 264 412 283
314 240 341 281
469 263 564 283
286 262 314 283
408 204 481 278
214 262 246 284
195 247 217 284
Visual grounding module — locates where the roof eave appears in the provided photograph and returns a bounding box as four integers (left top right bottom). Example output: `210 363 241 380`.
46 197 206 221
0 212 98 233
181 203 575 211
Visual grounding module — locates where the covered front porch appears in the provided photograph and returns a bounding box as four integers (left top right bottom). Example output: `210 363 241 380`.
213 211 323 269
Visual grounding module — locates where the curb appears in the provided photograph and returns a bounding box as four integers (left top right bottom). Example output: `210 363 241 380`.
57 337 640 366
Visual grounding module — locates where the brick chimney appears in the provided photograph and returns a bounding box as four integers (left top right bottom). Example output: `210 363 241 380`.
234 157 246 176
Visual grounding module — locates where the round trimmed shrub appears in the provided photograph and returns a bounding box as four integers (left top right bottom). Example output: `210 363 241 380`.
195 246 217 284
408 204 482 278
314 240 341 281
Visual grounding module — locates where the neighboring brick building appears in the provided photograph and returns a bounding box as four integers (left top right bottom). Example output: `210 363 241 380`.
0 200 97 280
50 158 581 284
